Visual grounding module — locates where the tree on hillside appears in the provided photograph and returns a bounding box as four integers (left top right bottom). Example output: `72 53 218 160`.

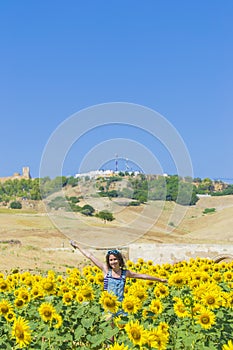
47 196 69 210
39 176 68 198
66 176 79 187
10 201 22 209
81 204 95 216
96 210 115 222
176 182 199 206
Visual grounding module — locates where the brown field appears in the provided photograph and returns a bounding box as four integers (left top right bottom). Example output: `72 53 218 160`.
1 195 233 273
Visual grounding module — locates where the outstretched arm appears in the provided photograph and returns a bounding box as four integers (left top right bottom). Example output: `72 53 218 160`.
70 240 106 273
126 270 168 283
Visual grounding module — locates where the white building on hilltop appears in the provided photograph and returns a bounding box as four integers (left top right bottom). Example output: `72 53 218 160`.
74 169 115 179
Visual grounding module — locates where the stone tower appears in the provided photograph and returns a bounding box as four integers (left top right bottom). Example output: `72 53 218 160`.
22 167 31 179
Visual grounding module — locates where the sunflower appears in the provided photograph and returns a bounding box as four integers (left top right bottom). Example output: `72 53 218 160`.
114 315 126 330
189 280 201 289
5 310 15 323
195 308 216 329
173 298 190 318
222 291 233 308
191 302 203 315
182 295 193 307
141 309 153 319
38 302 56 322
200 272 211 283
192 283 210 300
191 271 202 283
66 267 72 274
162 262 172 270
0 280 9 292
42 279 56 295
109 342 129 350
51 313 63 329
59 285 70 294
31 285 44 299
149 299 163 315
87 275 95 284
62 291 74 305
147 260 154 266
169 272 187 288
99 291 120 314
33 275 42 283
154 283 169 298
92 266 100 273
12 316 31 349
126 260 134 269
125 320 147 347
200 263 211 273
146 279 156 287
18 288 31 303
131 285 148 302
14 298 25 308
57 275 65 283
23 277 33 287
20 272 31 283
0 299 13 315
222 339 233 350
224 271 233 282
201 290 222 310
6 275 14 284
122 295 141 314
150 265 159 273
82 266 92 276
146 327 168 350
158 322 169 335
76 293 85 303
213 264 220 272
212 272 222 283
68 277 81 287
70 267 81 276
95 272 104 285
79 284 94 301
137 258 145 265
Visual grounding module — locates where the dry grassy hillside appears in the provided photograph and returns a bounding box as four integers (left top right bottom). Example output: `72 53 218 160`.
0 195 233 272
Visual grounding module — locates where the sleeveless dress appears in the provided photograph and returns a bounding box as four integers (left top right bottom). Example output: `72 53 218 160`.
104 269 127 301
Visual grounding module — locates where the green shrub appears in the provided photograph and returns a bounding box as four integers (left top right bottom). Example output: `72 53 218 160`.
10 201 22 209
203 207 216 214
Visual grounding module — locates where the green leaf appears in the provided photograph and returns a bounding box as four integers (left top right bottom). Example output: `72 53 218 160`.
74 326 86 340
81 317 94 329
86 333 106 346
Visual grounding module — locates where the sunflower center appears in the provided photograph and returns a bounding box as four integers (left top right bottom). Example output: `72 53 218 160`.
43 282 54 291
0 282 7 290
16 300 24 307
15 328 24 339
44 310 52 317
126 302 134 310
201 315 210 324
106 300 115 307
131 329 141 340
207 297 215 305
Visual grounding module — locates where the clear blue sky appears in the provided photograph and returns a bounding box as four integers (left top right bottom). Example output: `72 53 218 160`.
1 1 232 181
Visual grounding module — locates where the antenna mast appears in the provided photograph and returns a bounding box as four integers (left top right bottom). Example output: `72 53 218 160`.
115 154 118 172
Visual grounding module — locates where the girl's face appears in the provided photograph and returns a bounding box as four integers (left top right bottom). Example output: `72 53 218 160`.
108 254 120 270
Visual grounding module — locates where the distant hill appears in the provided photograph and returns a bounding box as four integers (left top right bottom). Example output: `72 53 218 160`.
1 194 233 272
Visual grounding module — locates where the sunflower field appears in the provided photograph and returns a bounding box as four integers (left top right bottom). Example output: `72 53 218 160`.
0 257 233 349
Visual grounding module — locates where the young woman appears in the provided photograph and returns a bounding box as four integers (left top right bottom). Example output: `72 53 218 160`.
70 240 167 301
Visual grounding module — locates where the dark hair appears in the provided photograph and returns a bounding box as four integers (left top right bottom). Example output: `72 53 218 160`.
106 250 125 269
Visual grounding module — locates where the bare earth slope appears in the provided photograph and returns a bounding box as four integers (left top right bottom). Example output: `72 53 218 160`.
0 195 233 272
